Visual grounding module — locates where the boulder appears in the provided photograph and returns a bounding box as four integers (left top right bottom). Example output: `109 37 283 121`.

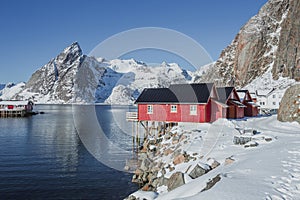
244 141 259 148
233 136 252 145
163 149 174 156
278 84 300 124
265 137 272 142
225 157 235 165
173 154 185 165
207 158 220 169
140 158 151 172
201 174 221 192
188 163 210 179
172 137 180 145
167 172 185 191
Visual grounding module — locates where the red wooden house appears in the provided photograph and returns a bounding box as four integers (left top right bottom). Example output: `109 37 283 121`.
135 83 224 123
236 90 259 117
217 87 245 119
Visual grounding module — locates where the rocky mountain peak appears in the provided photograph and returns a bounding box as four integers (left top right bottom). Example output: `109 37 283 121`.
15 42 84 103
200 0 299 87
56 41 82 64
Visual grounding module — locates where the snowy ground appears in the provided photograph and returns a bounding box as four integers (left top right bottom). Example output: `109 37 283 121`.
130 115 300 200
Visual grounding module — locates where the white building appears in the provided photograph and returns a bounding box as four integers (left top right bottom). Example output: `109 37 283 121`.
255 88 285 110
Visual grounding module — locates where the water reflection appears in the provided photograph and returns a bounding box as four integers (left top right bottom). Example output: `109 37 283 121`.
73 105 136 172
0 105 137 199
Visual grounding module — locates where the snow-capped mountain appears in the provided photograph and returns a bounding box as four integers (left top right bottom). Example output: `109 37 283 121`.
1 42 191 104
0 82 26 100
200 0 300 88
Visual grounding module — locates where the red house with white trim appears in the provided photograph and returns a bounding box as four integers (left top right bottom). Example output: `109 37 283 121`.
237 90 259 117
135 83 224 123
217 87 245 119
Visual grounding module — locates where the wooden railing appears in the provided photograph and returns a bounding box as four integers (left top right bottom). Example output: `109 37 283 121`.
126 112 138 121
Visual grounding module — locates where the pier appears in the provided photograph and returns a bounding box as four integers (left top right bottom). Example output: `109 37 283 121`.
0 100 34 118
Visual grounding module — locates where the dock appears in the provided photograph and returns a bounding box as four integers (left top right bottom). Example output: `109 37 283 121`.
0 100 34 118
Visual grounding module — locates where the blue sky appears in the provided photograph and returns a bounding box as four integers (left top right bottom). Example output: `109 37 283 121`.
0 0 267 83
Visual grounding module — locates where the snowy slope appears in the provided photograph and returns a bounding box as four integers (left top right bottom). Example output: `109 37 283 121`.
128 116 300 200
0 82 26 100
104 59 189 105
243 68 295 92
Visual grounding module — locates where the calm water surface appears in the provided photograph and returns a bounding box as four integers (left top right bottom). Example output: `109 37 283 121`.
0 105 137 199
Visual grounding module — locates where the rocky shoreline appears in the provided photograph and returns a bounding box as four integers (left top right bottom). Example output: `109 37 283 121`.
125 119 274 200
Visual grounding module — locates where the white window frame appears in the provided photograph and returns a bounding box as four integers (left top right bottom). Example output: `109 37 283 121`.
190 105 197 115
147 105 153 114
170 105 177 113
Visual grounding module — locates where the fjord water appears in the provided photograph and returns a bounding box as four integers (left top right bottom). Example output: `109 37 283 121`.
0 105 137 199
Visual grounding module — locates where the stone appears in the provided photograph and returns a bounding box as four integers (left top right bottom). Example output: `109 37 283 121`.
124 165 130 171
134 168 143 175
265 137 273 142
172 138 179 145
169 166 175 172
207 158 220 169
140 158 152 172
164 134 171 140
173 154 185 165
278 85 300 124
188 163 210 179
126 195 136 200
172 149 182 159
201 174 221 192
233 136 252 145
141 183 151 191
225 157 235 165
244 141 259 148
142 172 149 183
179 134 187 142
167 172 185 191
163 149 174 156
161 168 166 175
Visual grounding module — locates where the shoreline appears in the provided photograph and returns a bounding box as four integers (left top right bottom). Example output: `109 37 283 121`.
125 116 283 200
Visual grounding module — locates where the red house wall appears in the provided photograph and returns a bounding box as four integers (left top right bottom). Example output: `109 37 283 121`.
236 107 245 118
210 100 226 122
138 104 208 123
244 102 258 117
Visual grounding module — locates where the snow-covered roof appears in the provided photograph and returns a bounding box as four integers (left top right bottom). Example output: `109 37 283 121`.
256 89 273 96
247 101 260 107
0 101 31 106
230 100 247 107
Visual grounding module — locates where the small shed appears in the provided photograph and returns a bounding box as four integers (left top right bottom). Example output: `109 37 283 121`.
237 90 259 117
217 87 245 119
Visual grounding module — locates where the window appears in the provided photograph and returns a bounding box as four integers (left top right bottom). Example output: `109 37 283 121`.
190 105 197 115
273 94 276 98
273 102 276 105
170 105 177 113
147 105 153 114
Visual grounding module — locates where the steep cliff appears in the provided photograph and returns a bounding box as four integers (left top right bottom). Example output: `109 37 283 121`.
201 0 300 87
